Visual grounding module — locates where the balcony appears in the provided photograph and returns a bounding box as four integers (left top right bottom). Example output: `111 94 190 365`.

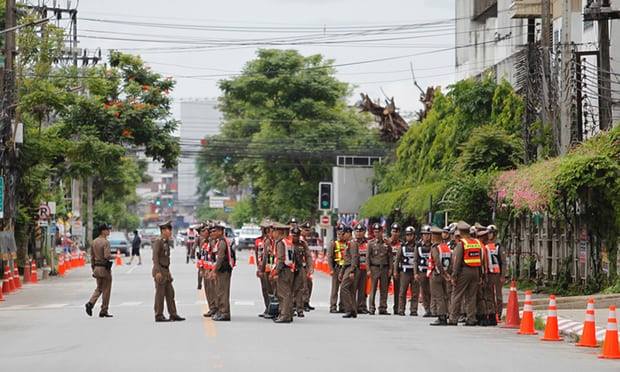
510 0 581 19
473 0 498 21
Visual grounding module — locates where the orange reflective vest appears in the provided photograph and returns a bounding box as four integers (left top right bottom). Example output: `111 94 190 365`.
428 243 452 276
357 240 368 270
461 238 482 267
276 238 296 271
486 242 501 274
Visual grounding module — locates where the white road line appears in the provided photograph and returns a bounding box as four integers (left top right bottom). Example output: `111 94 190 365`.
234 300 255 306
126 265 140 274
39 303 68 309
315 302 330 308
118 301 143 307
0 304 31 310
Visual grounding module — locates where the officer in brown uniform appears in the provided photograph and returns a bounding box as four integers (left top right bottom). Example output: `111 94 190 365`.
484 224 506 326
271 223 294 323
291 226 313 318
256 220 273 318
353 224 369 314
474 225 489 326
300 222 315 311
448 221 483 326
202 223 220 317
152 221 185 322
85 223 113 318
395 226 416 316
413 225 433 317
336 226 357 318
196 223 207 290
327 225 346 313
388 223 402 315
429 226 452 326
210 222 234 321
263 224 278 319
366 223 392 315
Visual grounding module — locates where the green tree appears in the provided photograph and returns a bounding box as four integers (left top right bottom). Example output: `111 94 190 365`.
456 125 524 174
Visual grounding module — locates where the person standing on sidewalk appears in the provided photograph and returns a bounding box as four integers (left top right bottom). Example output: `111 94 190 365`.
127 230 142 265
152 221 185 323
85 224 113 318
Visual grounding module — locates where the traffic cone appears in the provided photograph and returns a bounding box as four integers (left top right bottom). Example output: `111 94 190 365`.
0 281 4 301
8 266 16 292
115 250 123 266
23 261 30 284
577 298 598 347
2 266 12 294
65 253 71 271
517 290 538 335
599 306 620 359
502 280 520 328
30 261 38 283
541 294 562 341
13 267 21 289
58 255 65 277
365 276 371 296
248 254 255 265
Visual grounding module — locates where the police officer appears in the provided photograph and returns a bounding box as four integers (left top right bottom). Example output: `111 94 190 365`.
210 222 234 321
413 225 433 317
448 221 483 326
292 226 313 318
337 226 358 318
196 223 207 290
256 220 272 317
271 223 294 323
429 226 452 326
152 221 185 322
353 224 369 314
327 225 346 313
85 223 113 318
395 226 416 316
485 224 506 326
300 222 315 311
388 223 402 315
262 223 278 319
366 223 392 315
202 223 219 317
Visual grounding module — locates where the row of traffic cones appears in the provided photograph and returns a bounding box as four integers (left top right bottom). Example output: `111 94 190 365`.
506 280 620 359
1 261 39 301
57 251 86 276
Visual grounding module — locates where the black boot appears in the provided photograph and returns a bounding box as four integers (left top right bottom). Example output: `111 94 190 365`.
85 302 93 317
487 314 497 326
430 315 448 326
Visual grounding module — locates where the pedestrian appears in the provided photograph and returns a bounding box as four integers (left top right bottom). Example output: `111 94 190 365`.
127 229 142 265
339 226 359 318
256 220 273 318
85 223 113 318
210 221 234 321
395 226 416 316
327 225 346 313
366 223 392 315
271 223 294 323
353 224 369 314
413 225 433 317
447 221 482 326
484 224 507 326
429 226 452 326
292 226 313 318
300 221 315 311
152 220 185 322
388 223 402 315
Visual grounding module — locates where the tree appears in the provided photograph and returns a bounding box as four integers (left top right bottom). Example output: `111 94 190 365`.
456 125 524 174
199 49 380 221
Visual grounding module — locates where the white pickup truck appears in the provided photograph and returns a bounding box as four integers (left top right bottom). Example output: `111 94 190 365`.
236 224 262 250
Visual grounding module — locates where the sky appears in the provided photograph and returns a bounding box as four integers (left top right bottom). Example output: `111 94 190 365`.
72 0 456 117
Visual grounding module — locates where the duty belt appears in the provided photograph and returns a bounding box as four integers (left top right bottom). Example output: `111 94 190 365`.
370 264 388 268
159 264 169 269
93 263 110 267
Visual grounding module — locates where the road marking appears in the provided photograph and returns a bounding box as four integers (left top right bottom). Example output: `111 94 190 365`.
198 291 217 338
233 300 255 306
315 302 330 308
39 304 68 309
118 301 143 307
0 304 31 311
126 265 140 274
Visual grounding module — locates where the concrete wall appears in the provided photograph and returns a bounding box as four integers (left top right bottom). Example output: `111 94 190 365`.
332 166 374 214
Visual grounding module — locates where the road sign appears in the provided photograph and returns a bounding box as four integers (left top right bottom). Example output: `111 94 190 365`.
0 176 4 219
38 203 51 220
47 201 56 215
320 215 331 227
38 220 49 227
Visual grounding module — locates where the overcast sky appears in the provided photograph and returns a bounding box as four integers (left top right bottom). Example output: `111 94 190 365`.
75 0 456 117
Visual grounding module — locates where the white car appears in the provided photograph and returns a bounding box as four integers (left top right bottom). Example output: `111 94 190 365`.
236 224 261 250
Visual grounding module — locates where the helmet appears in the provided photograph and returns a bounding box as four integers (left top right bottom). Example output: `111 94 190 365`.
420 225 432 234
336 224 344 232
442 226 451 233
390 223 400 231
487 224 497 233
404 226 415 234
469 226 477 235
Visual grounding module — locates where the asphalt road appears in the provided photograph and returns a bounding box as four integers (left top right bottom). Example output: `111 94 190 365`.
0 247 616 372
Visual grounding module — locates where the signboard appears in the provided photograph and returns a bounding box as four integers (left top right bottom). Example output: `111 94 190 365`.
38 220 49 227
38 203 51 220
47 201 56 215
209 196 229 209
320 215 331 227
0 176 4 219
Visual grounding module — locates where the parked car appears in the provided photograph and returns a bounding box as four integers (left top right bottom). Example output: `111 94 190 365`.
236 224 261 250
140 227 160 247
175 230 187 247
109 231 130 256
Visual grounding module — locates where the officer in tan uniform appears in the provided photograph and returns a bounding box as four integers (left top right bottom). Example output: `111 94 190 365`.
395 226 416 316
448 221 483 326
336 226 357 318
366 223 392 315
85 224 113 318
291 227 313 318
429 226 452 326
327 225 346 313
300 222 315 311
413 225 433 317
202 223 220 317
210 222 234 321
484 225 506 326
353 224 369 314
474 225 489 326
262 223 278 319
256 220 273 318
196 223 207 291
388 223 402 315
271 223 294 323
152 221 185 322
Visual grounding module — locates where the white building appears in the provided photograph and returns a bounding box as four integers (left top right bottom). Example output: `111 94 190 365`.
178 99 222 204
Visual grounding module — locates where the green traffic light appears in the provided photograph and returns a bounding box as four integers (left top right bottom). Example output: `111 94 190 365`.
321 201 329 208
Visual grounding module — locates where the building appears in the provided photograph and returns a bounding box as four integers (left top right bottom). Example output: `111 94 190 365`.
178 99 222 204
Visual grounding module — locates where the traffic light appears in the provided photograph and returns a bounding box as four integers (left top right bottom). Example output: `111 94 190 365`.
167 199 173 208
318 182 332 210
155 198 161 206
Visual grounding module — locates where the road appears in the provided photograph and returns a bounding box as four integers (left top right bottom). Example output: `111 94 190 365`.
0 247 616 372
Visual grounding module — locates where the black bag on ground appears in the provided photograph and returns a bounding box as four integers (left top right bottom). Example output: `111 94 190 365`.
267 294 279 317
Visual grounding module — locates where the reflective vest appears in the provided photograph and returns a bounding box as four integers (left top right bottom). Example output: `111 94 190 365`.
401 244 415 272
255 237 264 265
461 238 482 267
281 238 296 271
428 243 452 276
203 241 215 270
357 240 368 270
334 241 346 266
265 239 276 272
417 245 431 273
486 242 501 274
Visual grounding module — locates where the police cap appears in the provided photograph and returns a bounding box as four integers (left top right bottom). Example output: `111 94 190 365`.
372 223 382 231
342 226 353 233
391 223 400 231
291 227 301 236
355 224 367 232
158 220 173 230
301 221 311 229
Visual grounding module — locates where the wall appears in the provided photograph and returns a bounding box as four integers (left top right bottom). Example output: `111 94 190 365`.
332 166 374 214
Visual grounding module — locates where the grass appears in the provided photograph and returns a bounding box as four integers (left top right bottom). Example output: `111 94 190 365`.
534 316 546 331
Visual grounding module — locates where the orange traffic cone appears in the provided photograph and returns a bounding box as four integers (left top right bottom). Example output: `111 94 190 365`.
541 294 562 341
248 254 255 265
64 253 71 271
599 306 620 359
517 290 538 335
0 280 4 301
115 250 123 266
365 276 371 296
13 267 21 289
502 280 520 328
2 266 12 294
58 255 65 276
577 297 598 347
30 261 38 283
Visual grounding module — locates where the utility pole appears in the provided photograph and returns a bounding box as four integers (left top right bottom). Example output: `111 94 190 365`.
559 0 573 154
584 0 620 131
540 0 553 158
